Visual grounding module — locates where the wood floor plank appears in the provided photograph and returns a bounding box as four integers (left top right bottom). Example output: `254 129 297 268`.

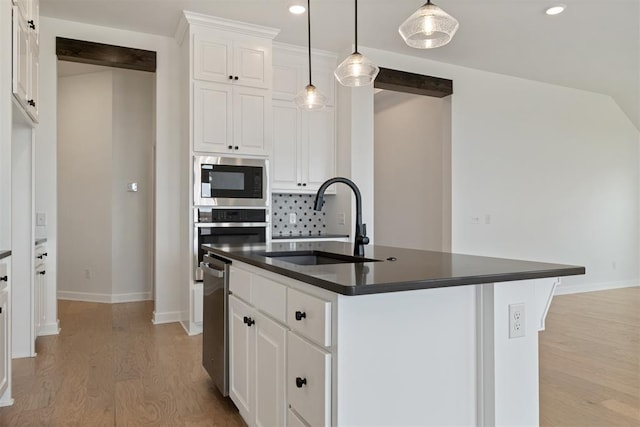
0 300 244 426
540 286 640 426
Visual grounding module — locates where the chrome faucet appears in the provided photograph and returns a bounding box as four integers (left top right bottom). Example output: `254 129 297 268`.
313 177 370 257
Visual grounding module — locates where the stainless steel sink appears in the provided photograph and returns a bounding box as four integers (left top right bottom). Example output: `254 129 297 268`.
260 250 380 266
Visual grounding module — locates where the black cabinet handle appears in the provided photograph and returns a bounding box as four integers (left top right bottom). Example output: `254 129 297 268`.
295 311 306 321
295 377 307 388
0 276 7 282
38 271 46 275
234 76 239 80
28 20 35 30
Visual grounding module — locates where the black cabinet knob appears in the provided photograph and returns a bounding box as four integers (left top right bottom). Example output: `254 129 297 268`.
39 271 46 275
295 377 307 388
0 276 7 282
228 75 233 80
234 76 239 80
246 317 255 326
297 183 302 186
28 20 35 30
302 183 307 187
43 253 48 257
37 255 43 259
295 311 306 321
234 146 239 150
228 145 233 149
243 316 248 324
28 99 36 107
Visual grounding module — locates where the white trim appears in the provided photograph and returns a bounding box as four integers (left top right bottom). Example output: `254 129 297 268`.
273 41 338 59
57 291 152 303
554 280 639 295
182 11 280 39
38 320 60 336
152 310 182 324
0 397 14 407
180 319 203 336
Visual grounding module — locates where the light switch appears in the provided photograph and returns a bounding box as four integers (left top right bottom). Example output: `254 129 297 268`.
127 182 138 192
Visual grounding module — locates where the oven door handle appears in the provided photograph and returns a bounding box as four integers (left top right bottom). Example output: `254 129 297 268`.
195 222 269 228
200 262 224 278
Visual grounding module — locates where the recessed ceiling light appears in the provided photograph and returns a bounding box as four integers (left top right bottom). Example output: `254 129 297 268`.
289 4 306 14
545 4 566 15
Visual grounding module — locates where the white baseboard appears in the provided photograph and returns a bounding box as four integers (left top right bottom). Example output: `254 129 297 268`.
554 280 639 295
0 398 14 408
38 320 60 336
180 319 203 336
152 310 182 324
57 291 152 303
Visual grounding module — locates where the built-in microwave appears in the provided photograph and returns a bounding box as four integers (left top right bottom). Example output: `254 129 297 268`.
194 156 269 207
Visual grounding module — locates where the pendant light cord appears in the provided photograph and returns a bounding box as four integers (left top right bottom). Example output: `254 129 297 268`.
307 0 312 85
354 0 358 53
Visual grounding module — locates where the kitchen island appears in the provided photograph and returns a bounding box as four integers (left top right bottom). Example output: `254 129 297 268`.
203 241 584 427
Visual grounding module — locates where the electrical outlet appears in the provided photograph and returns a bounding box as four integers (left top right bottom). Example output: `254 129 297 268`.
84 269 91 280
509 303 525 339
289 213 297 224
337 212 346 225
471 216 480 224
36 212 47 226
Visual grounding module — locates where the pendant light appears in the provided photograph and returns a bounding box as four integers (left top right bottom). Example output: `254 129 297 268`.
294 0 327 110
399 0 459 49
334 0 379 87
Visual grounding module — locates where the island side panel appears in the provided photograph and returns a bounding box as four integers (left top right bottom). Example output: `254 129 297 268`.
478 278 555 426
335 285 477 426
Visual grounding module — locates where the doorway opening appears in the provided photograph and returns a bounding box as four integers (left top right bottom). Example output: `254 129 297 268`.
373 68 452 251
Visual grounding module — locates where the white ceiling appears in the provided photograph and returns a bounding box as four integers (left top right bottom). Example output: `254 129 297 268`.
41 0 640 129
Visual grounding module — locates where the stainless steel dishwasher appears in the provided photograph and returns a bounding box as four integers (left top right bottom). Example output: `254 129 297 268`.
201 254 231 396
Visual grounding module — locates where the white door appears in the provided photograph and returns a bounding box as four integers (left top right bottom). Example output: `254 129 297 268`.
233 86 269 155
193 35 232 83
302 107 336 190
12 6 29 109
229 295 254 420
233 39 270 89
193 81 233 153
254 313 287 427
272 100 300 191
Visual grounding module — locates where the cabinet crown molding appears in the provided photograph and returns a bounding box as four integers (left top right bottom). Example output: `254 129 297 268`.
273 42 338 61
176 11 280 44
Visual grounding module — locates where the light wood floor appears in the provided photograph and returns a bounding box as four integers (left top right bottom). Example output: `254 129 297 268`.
540 286 640 426
0 288 638 426
0 300 244 426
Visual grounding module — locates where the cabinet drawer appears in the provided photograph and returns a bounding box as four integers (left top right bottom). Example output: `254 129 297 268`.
229 266 252 302
287 288 331 347
252 274 286 323
287 332 331 427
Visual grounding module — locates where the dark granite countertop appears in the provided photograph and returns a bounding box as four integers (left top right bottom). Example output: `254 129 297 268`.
272 234 349 240
0 250 11 260
202 242 585 296
35 238 47 246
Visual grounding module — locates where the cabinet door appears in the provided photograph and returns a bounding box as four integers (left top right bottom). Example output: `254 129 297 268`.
28 34 38 122
287 332 331 427
272 100 301 191
0 290 8 397
193 34 232 83
229 295 254 421
233 86 269 155
272 52 303 100
12 6 29 109
233 39 271 89
301 107 336 191
193 81 233 153
255 313 287 427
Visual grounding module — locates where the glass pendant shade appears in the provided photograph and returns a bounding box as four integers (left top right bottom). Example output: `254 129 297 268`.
295 84 327 110
334 52 379 87
399 1 459 49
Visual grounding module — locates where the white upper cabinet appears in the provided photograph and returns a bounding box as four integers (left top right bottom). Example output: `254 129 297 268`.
13 0 39 117
193 33 272 90
271 44 337 193
12 0 39 123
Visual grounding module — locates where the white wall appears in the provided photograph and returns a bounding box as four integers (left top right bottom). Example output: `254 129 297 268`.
57 71 113 297
351 46 640 293
37 17 184 327
111 69 154 299
374 90 451 251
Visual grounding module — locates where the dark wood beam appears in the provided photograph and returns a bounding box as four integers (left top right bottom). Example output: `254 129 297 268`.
56 37 156 73
375 67 452 98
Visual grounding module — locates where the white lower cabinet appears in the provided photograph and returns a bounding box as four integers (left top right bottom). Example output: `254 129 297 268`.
228 264 334 427
229 294 287 427
287 332 331 427
0 289 8 398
